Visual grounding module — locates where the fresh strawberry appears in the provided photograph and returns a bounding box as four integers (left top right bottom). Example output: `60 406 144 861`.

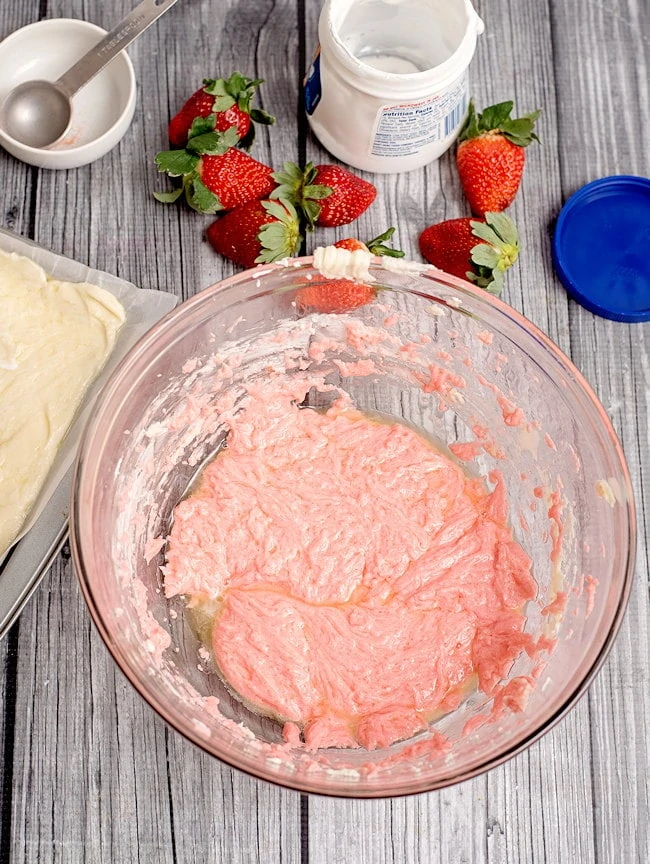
295 278 376 313
456 100 541 216
197 148 275 210
154 120 275 214
206 199 301 268
333 237 366 252
334 227 405 257
271 162 376 228
418 211 520 294
168 72 274 149
168 89 216 148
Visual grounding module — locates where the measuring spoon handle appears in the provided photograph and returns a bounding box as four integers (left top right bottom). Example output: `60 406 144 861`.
56 0 179 98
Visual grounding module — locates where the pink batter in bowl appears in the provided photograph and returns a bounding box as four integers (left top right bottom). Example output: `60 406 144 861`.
70 258 635 797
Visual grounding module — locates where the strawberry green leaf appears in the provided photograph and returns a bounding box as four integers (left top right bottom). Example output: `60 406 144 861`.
153 188 183 204
485 267 505 294
375 247 405 259
262 198 298 224
274 161 305 182
467 263 504 295
187 125 240 156
270 162 333 230
302 200 322 231
187 114 217 139
479 101 514 130
469 221 502 246
212 93 237 112
250 108 275 125
258 223 289 246
459 100 479 140
302 184 332 200
369 227 395 244
204 73 268 116
470 244 502 269
270 162 305 196
155 149 199 176
519 109 542 127
262 200 290 223
220 125 242 149
484 211 520 247
459 100 541 146
504 119 537 138
185 174 222 214
256 199 302 263
203 78 236 112
186 131 224 154
466 213 520 294
500 113 541 146
235 81 263 111
187 127 235 155
225 72 250 97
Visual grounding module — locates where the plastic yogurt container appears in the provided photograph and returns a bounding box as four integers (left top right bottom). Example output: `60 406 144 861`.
305 0 484 174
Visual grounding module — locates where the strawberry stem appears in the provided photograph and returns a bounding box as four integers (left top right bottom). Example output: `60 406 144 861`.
365 227 405 258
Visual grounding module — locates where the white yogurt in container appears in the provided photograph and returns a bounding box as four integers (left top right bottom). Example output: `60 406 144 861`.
305 0 484 174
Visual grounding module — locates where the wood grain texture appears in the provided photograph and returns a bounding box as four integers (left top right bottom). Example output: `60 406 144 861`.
1 0 649 861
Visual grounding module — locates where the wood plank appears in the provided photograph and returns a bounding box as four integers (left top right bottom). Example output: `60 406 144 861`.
1 0 301 861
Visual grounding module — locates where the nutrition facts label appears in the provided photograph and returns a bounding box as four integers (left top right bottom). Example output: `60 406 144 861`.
371 77 468 158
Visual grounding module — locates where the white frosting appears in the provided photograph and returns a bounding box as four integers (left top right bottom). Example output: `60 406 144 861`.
312 245 434 284
313 245 374 282
0 250 125 557
0 328 18 370
380 257 430 275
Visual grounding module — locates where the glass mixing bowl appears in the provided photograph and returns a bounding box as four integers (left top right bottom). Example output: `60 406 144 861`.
71 258 635 797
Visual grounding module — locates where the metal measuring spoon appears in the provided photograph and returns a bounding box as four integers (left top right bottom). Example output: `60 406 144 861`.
0 0 178 149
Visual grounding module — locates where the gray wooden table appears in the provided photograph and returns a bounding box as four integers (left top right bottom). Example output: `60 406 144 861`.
1 0 649 861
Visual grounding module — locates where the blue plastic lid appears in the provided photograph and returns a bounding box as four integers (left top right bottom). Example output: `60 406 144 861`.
552 175 650 322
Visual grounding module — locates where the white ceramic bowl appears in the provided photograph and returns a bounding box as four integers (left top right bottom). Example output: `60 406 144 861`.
0 19 136 169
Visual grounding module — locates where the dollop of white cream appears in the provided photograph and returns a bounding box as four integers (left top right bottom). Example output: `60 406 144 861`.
380 257 429 275
313 246 374 282
313 245 434 283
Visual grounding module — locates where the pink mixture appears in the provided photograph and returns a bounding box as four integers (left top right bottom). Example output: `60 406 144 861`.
164 378 538 751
